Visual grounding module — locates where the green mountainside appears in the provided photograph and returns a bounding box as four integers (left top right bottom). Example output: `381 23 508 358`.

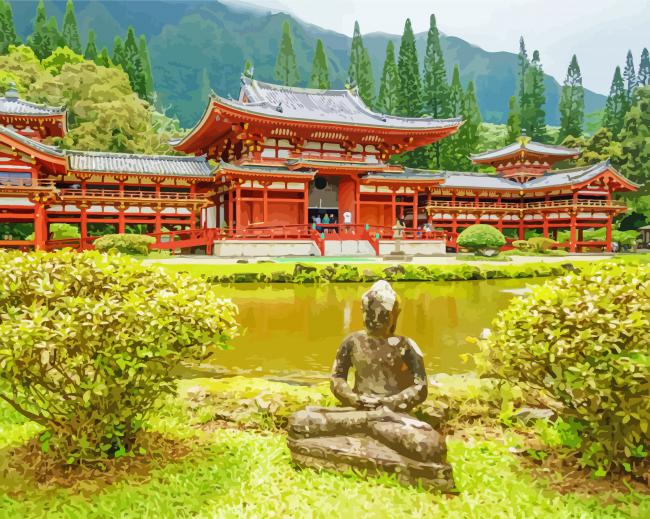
10 0 606 127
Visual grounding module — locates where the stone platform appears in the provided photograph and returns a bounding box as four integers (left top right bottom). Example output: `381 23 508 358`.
287 435 455 492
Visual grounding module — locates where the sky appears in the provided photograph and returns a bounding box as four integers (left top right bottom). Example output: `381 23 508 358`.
225 0 650 95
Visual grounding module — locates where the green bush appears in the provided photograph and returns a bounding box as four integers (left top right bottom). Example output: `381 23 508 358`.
457 225 506 256
94 233 156 255
26 223 80 241
474 261 650 475
527 237 558 252
0 250 239 464
512 240 531 251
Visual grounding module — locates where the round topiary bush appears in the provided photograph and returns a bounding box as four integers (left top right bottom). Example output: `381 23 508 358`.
527 237 558 253
457 224 506 256
512 240 531 251
0 250 239 464
475 261 649 475
93 233 156 255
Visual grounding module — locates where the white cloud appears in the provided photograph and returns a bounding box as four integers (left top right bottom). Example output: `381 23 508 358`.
229 0 649 94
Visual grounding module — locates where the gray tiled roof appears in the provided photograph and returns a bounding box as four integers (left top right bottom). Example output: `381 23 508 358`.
0 125 64 157
471 139 580 162
222 76 463 130
67 151 213 177
365 161 635 191
220 160 316 177
0 95 65 116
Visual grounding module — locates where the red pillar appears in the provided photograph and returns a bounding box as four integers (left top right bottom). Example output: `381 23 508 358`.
118 180 126 234
235 185 242 231
569 212 577 253
412 193 418 229
80 206 88 249
606 215 613 252
542 213 549 238
518 214 525 240
34 202 47 250
266 185 271 224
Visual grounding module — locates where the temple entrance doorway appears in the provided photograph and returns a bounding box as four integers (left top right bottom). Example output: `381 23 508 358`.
309 176 339 227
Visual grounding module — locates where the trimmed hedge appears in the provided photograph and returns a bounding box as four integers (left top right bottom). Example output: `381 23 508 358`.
474 261 650 475
204 261 575 284
94 234 156 255
457 224 506 256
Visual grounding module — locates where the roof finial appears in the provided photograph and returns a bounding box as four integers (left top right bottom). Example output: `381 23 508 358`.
517 129 531 146
5 81 18 100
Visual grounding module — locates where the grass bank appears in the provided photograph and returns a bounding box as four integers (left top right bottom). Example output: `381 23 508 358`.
150 254 649 283
1 375 647 518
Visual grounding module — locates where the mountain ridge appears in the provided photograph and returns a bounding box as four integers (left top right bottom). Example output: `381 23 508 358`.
9 0 607 128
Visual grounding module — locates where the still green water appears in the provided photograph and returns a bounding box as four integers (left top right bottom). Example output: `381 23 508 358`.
192 279 541 380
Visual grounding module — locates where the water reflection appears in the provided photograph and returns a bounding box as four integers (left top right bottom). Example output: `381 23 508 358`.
202 279 541 378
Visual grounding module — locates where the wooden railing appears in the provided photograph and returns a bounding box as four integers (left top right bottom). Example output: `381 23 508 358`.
0 178 57 188
427 199 627 212
58 188 209 205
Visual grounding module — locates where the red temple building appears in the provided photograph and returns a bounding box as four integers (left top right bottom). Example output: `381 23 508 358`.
0 77 638 255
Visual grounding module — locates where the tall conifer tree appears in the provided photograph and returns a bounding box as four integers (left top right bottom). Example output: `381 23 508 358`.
309 39 330 89
274 21 299 86
623 50 637 103
377 41 399 115
396 18 421 117
112 36 124 67
521 50 547 141
638 48 650 86
516 36 529 110
96 47 112 67
603 66 629 139
123 27 147 99
0 0 19 55
347 22 375 106
558 54 584 141
139 35 155 100
441 65 465 170
422 14 449 168
462 80 481 159
84 30 97 61
199 68 211 102
61 0 81 54
28 1 60 59
506 95 521 143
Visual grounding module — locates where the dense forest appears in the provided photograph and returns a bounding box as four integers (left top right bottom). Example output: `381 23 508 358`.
0 0 648 227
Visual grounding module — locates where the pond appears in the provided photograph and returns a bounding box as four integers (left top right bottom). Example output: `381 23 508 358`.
186 279 542 381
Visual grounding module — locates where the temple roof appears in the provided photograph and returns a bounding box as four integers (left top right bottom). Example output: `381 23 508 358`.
219 160 316 178
66 151 213 178
228 76 463 130
365 160 637 191
471 137 580 164
0 90 65 117
0 125 64 157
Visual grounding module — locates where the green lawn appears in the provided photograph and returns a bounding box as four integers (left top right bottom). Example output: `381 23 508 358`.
0 376 646 518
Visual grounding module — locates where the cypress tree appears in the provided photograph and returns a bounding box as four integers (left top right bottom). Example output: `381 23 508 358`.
84 30 97 61
28 1 60 59
638 48 650 86
0 0 19 55
603 66 629 139
243 59 253 78
521 50 547 141
558 54 585 141
623 50 637 103
112 36 124 67
440 65 465 170
309 39 330 89
619 86 650 186
376 40 399 115
516 36 529 111
422 14 449 168
506 95 521 143
96 46 112 67
139 34 155 100
347 22 375 106
61 0 81 54
274 21 299 86
199 68 211 102
43 16 62 55
123 27 147 98
396 18 421 117
462 80 481 158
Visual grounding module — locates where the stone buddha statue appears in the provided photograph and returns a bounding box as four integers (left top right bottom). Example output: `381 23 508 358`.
287 280 454 491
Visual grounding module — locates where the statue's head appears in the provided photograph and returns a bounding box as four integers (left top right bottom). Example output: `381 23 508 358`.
361 280 400 337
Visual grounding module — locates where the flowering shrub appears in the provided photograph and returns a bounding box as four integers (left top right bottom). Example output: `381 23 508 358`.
93 233 156 255
0 250 238 464
474 261 650 474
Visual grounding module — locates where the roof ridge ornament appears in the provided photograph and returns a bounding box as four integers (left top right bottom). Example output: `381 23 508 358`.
5 82 19 100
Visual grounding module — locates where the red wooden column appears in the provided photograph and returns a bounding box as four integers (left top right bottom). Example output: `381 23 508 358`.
518 214 525 240
80 204 88 249
301 182 307 226
33 202 47 250
412 191 418 229
605 214 613 252
235 184 242 231
426 191 433 225
118 180 126 233
569 190 578 252
542 213 549 237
